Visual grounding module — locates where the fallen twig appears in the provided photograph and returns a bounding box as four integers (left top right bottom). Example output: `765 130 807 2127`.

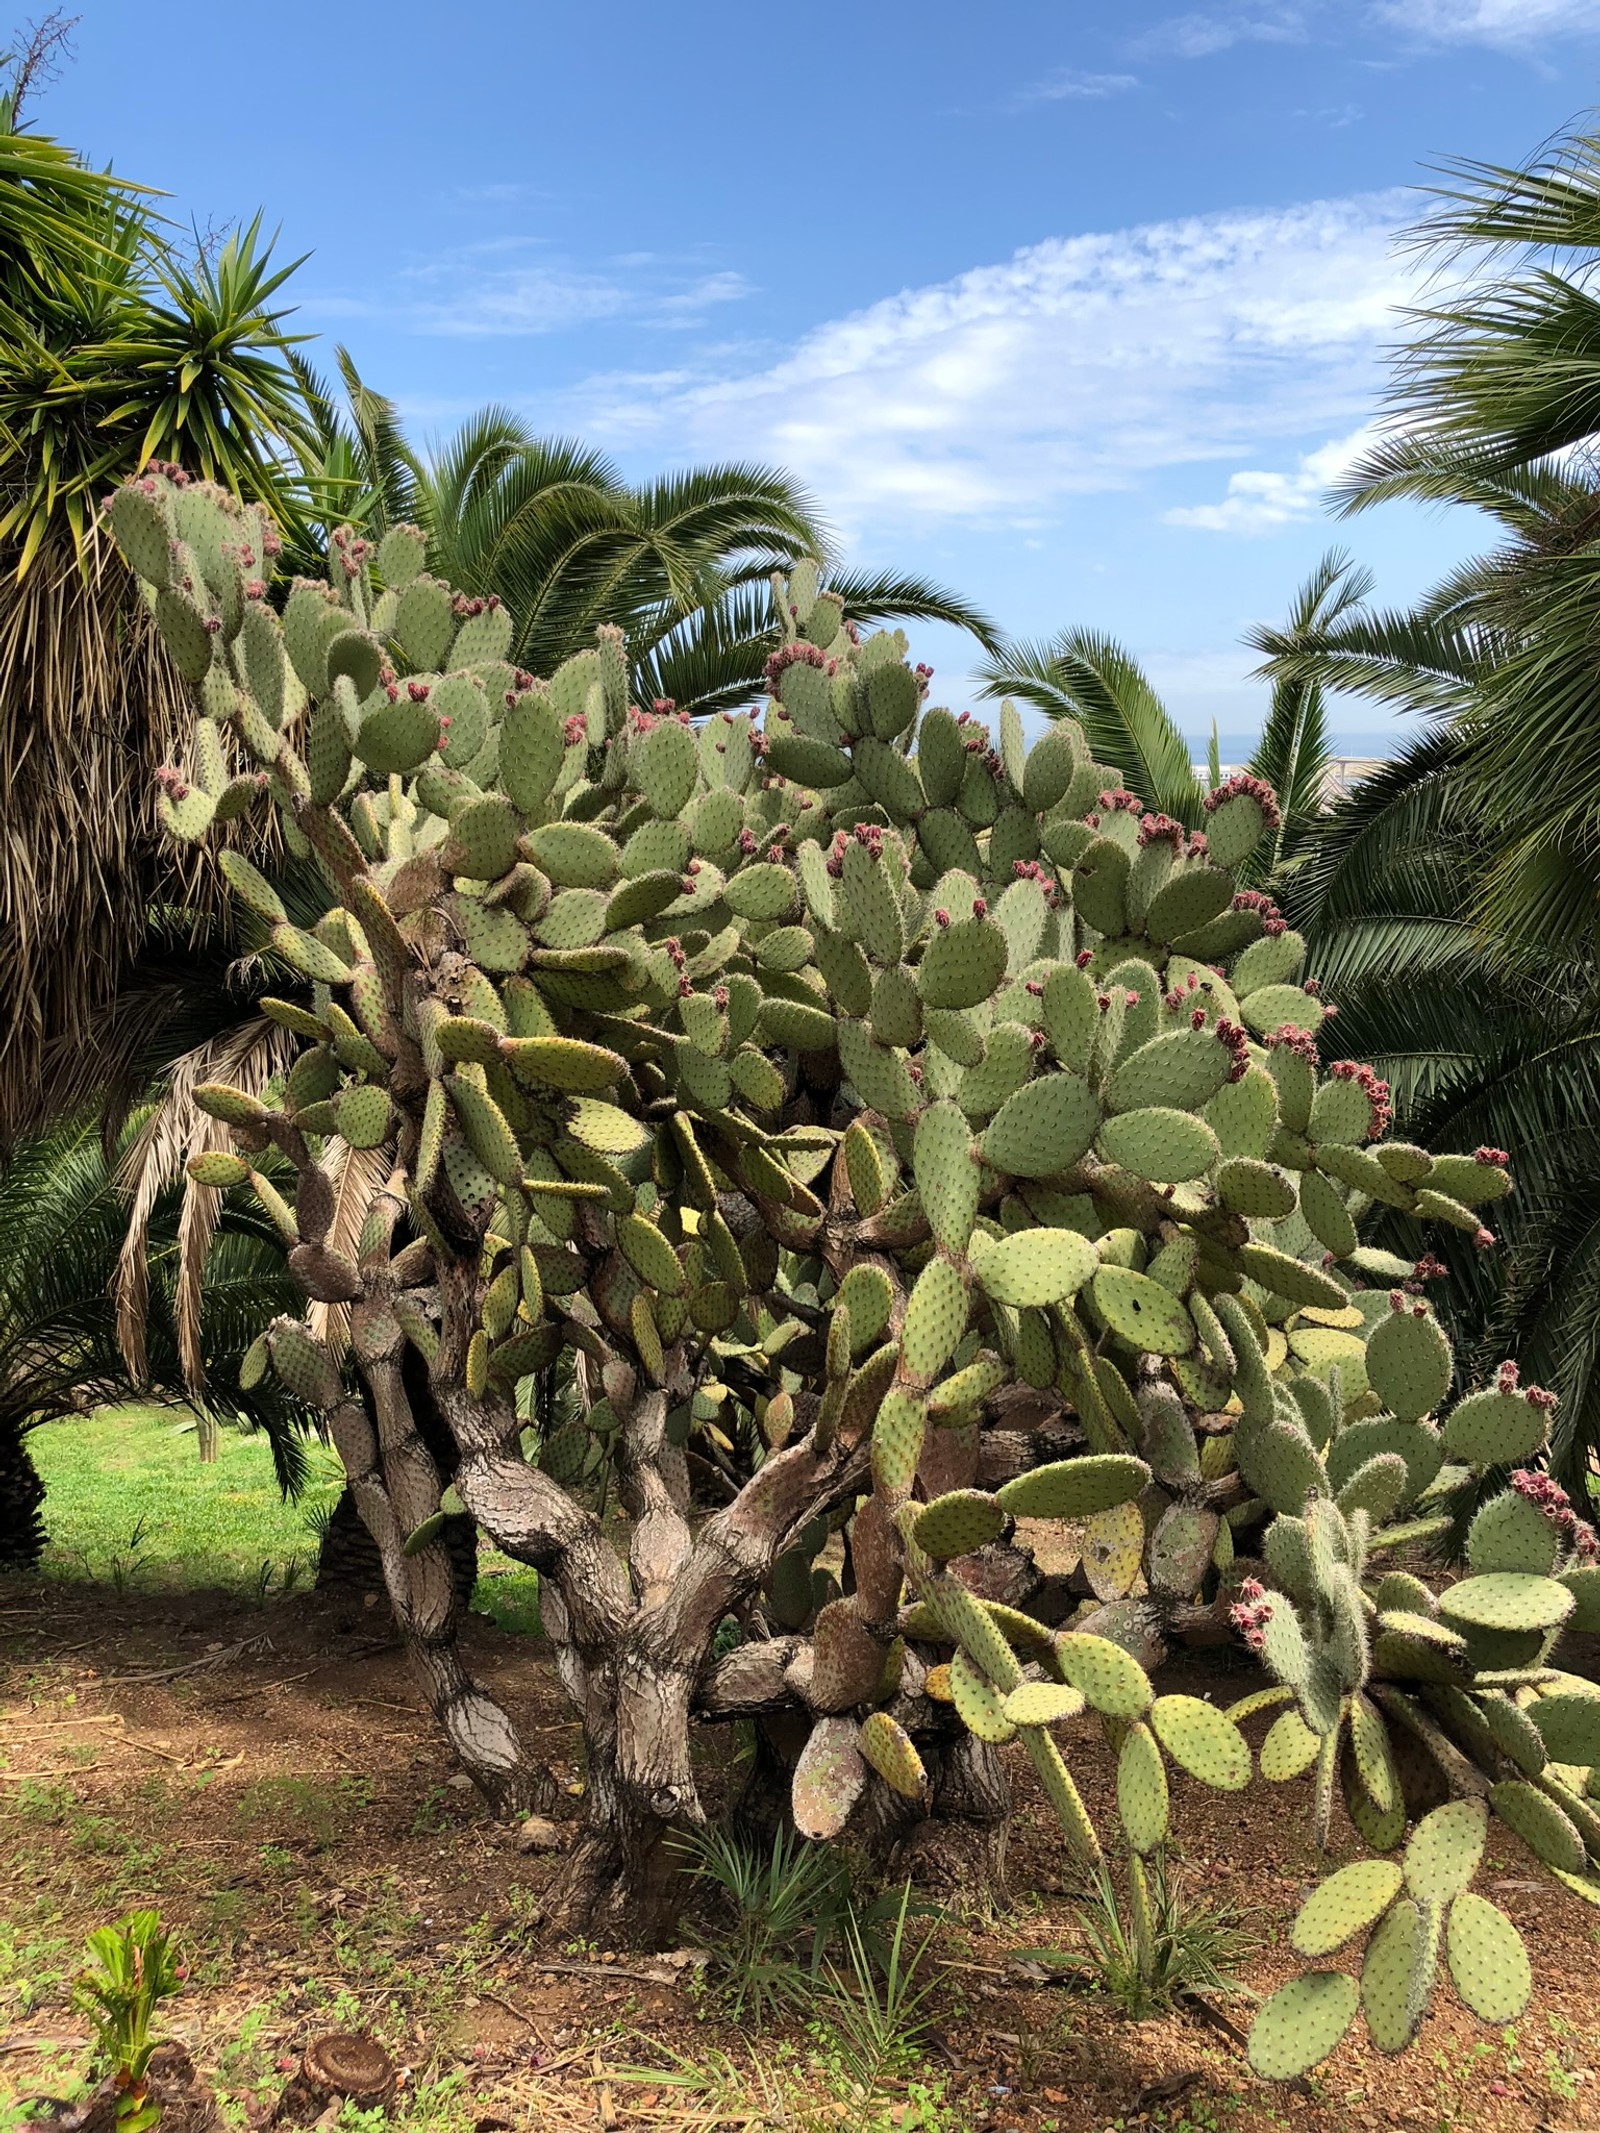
95 1635 274 1686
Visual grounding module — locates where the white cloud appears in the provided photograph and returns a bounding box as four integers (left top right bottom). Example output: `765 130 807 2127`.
567 196 1415 538
1368 0 1600 39
1164 426 1380 532
1129 6 1307 57
1018 68 1140 100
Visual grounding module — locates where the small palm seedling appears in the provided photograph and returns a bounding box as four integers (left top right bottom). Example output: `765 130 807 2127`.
75 1910 181 2132
675 1823 851 2026
820 1881 941 2099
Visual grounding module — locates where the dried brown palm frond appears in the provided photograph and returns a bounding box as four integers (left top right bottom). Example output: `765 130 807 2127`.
112 1015 295 1393
0 523 218 1145
306 1138 392 1358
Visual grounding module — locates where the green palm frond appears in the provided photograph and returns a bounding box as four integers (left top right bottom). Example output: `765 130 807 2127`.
977 628 1204 826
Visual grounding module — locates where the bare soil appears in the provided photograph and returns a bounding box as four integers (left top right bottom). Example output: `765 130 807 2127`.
2 1584 1598 2133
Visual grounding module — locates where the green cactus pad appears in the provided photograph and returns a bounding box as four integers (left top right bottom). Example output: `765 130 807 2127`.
331 1083 391 1151
1149 1694 1250 1790
914 1488 1004 1561
1366 1306 1453 1421
1488 1780 1586 1872
1002 1681 1086 1728
1362 1895 1437 2054
1467 1491 1562 1577
268 1322 341 1409
1092 1265 1196 1356
858 1712 928 1801
1326 1417 1441 1504
1106 1027 1229 1115
1117 1721 1171 1854
917 913 1007 1010
1261 1706 1321 1780
1529 1693 1600 1767
1239 1420 1327 1516
949 1647 1018 1741
1098 1105 1219 1183
1236 1242 1348 1311
1292 1859 1404 1957
1215 1156 1297 1219
979 1073 1100 1179
1071 835 1130 937
871 1389 927 1499
972 1227 1097 1309
1398 1799 1487 1905
1247 1972 1359 2081
1440 1385 1552 1466
835 1265 893 1354
1055 1631 1153 1720
1349 1693 1399 1813
1337 1453 1411 1527
1439 1573 1574 1634
901 1257 969 1381
1445 1892 1530 2024
996 1453 1150 1519
914 1100 980 1254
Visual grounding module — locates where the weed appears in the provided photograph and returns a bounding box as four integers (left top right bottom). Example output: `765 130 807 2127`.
1025 1853 1251 2021
816 1881 939 2100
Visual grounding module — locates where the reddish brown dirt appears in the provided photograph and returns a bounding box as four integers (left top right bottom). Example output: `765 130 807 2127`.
2 1585 1598 2133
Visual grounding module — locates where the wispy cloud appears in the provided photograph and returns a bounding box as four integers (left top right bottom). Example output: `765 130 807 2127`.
1164 427 1379 532
1368 0 1600 40
314 252 756 339
1017 68 1140 101
568 196 1415 538
1129 6 1307 58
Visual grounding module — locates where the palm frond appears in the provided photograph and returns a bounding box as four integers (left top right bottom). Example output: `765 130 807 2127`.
976 629 1204 826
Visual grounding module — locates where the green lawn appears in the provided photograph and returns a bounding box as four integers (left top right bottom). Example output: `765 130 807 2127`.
29 1405 343 1597
28 1404 540 1625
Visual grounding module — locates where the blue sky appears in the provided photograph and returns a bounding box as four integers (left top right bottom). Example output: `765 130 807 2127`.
45 0 1600 751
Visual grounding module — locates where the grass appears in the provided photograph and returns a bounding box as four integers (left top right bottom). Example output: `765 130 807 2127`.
27 1404 541 1627
28 1405 341 1597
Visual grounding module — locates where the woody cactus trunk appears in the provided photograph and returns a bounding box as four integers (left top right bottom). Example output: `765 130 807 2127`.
105 471 1597 2010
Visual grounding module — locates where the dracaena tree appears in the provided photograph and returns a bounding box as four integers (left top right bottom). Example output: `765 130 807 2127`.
101 469 1600 2083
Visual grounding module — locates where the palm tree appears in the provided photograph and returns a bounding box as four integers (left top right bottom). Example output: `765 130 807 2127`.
0 62 311 1146
1245 115 1600 1482
973 552 1367 879
291 364 1000 711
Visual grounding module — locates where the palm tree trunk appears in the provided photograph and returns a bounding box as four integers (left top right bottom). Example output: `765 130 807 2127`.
0 1413 46 1570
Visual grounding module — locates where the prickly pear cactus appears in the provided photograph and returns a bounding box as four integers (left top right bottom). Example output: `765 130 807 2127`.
107 467 1562 2024
1230 1349 1600 2075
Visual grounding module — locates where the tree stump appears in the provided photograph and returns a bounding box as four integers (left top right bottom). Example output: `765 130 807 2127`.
268 2035 397 2125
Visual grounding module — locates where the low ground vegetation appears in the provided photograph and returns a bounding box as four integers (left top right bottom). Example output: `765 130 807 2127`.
3 1440 1599 2132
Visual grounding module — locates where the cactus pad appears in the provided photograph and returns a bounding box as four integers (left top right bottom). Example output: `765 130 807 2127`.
914 1489 1005 1561
1445 1891 1530 2023
1260 1706 1320 1780
1488 1780 1586 1873
1361 1895 1436 2054
1149 1694 1251 1790
1092 1265 1196 1356
1291 1859 1404 1957
1365 1306 1453 1422
1055 1631 1154 1719
1438 1573 1574 1634
1117 1720 1171 1854
1002 1681 1086 1727
995 1453 1150 1519
972 1227 1097 1309
1247 1972 1359 2081
858 1711 928 1801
